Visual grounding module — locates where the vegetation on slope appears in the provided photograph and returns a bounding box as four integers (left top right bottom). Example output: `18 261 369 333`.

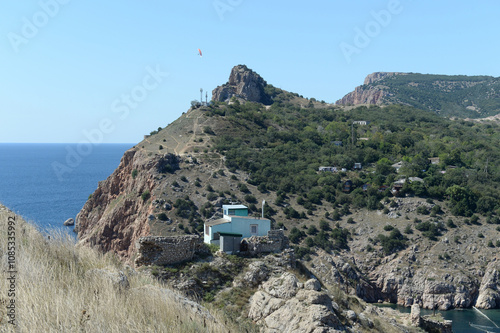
208 100 500 223
369 73 500 118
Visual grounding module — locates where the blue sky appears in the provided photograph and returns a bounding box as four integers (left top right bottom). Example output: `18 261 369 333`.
1 0 499 143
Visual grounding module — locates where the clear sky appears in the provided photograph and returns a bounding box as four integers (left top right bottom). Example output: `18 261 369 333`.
1 0 499 143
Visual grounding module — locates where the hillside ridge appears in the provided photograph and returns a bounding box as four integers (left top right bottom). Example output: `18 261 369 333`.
336 72 500 118
76 65 500 319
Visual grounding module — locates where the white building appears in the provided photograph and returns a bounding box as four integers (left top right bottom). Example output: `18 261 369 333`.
204 204 271 246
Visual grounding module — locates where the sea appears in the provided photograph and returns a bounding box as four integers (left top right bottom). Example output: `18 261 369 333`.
0 143 133 237
380 304 500 333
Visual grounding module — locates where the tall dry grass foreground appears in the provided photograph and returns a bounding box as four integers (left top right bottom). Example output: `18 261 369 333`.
0 205 231 333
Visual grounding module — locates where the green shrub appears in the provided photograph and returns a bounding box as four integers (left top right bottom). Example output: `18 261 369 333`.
141 190 150 202
319 220 330 231
417 206 429 215
157 213 168 221
377 228 408 255
383 225 394 232
307 225 319 236
414 221 440 240
131 169 138 179
244 194 257 204
207 192 218 201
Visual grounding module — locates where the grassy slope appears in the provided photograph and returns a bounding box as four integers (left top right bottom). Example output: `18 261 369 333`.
0 204 232 332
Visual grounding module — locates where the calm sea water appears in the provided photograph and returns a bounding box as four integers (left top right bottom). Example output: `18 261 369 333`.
0 143 132 236
379 304 500 333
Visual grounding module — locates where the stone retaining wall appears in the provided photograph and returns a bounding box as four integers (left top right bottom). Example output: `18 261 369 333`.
243 230 289 255
135 235 201 266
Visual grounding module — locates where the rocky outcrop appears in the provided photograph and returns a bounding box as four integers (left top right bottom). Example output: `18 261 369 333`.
476 260 500 309
363 72 404 85
212 65 272 104
336 72 405 105
335 85 389 105
248 272 346 332
63 218 74 226
76 149 181 261
309 249 483 311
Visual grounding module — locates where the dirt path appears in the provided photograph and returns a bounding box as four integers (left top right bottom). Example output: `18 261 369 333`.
178 114 201 155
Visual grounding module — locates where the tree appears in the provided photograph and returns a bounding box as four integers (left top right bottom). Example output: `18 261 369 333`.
446 185 477 217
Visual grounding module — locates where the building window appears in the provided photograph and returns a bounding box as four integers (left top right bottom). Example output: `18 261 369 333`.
205 225 209 236
250 224 258 235
228 209 236 215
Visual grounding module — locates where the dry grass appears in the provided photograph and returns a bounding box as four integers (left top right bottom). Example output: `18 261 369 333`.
0 206 231 332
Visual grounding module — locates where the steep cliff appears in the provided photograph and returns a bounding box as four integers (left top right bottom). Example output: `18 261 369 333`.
335 84 390 105
76 149 180 260
335 72 403 105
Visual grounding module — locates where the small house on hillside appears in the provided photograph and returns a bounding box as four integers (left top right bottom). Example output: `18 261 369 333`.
204 204 271 246
319 166 338 173
342 180 353 193
392 161 403 173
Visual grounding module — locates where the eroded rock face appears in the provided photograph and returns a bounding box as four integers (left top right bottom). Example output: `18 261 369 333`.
336 72 405 106
476 260 500 309
248 272 345 333
212 65 272 104
363 72 404 85
309 248 485 311
335 85 389 105
76 149 180 261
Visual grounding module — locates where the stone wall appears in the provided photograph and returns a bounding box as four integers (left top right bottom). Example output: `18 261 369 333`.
242 230 289 255
420 315 453 333
135 235 201 266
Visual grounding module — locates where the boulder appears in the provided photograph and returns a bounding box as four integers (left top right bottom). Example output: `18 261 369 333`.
304 278 321 291
262 272 300 299
63 218 74 226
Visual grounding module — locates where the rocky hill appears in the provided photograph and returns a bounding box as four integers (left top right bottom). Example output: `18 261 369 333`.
336 72 500 118
212 64 273 105
76 64 500 328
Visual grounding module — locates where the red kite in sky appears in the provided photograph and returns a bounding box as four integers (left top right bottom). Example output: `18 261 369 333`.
198 49 202 57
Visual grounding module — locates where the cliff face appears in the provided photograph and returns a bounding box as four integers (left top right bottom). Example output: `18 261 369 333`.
335 72 404 105
76 149 179 260
336 85 389 105
212 64 272 104
363 72 404 85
